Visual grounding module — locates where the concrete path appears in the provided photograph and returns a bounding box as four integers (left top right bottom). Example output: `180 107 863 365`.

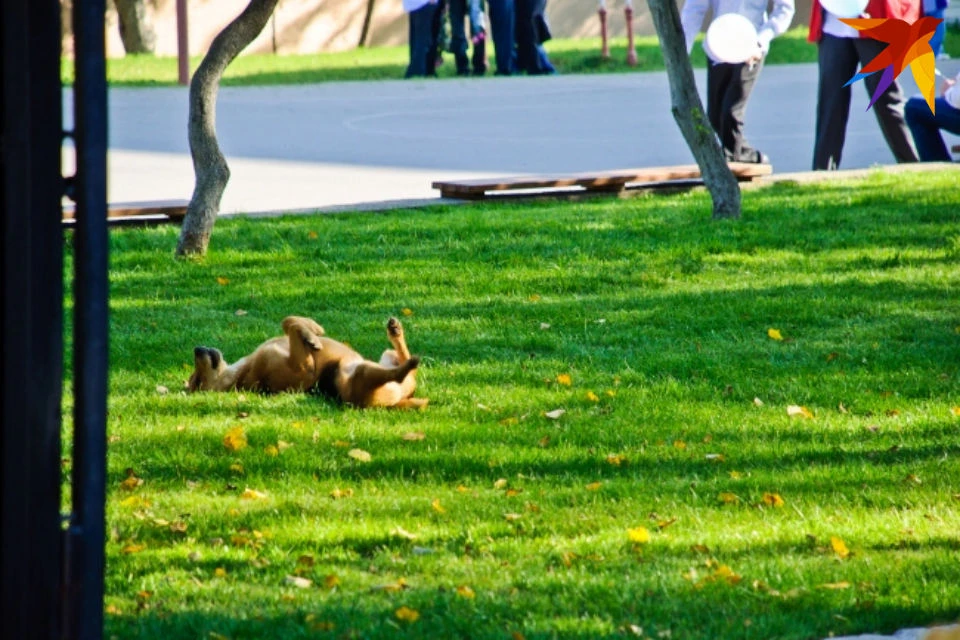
64 60 960 215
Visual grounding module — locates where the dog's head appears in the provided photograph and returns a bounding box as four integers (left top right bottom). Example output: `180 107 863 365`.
186 346 224 392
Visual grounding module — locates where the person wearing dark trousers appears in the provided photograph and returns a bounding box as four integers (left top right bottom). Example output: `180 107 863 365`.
905 71 960 161
426 0 448 76
404 0 440 78
515 0 555 74
705 60 767 162
449 0 488 75
681 0 795 164
808 0 920 170
485 0 515 75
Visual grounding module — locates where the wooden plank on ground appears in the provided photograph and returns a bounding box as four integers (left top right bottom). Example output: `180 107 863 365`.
433 163 772 200
62 199 189 222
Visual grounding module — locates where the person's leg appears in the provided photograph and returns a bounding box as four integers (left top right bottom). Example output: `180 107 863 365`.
718 59 764 160
514 0 538 74
485 0 514 75
813 35 858 170
448 0 470 75
425 0 447 76
706 62 732 155
906 97 960 161
855 38 918 163
405 4 437 78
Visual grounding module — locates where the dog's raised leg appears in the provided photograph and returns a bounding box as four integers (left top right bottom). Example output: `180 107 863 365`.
385 317 412 363
281 316 325 374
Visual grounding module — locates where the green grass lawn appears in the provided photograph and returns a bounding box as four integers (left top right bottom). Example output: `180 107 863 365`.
72 170 960 639
61 25 955 87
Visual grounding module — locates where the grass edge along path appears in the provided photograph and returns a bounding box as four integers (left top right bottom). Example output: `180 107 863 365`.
74 169 960 640
68 26 960 87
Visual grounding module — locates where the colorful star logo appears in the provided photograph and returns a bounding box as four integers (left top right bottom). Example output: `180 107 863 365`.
841 17 943 113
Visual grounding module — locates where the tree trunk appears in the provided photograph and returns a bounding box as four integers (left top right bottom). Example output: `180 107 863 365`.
176 0 279 257
114 0 156 54
646 0 741 220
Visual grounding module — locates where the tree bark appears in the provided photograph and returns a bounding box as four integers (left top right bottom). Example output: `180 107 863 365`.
646 0 741 220
114 0 156 54
176 0 279 257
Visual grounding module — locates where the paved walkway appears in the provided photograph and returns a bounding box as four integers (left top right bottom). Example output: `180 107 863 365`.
64 60 960 215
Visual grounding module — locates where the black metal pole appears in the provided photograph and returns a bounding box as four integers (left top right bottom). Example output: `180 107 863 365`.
0 0 65 638
66 0 109 637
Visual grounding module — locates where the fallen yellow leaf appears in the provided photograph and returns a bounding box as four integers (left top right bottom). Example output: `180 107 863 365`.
586 391 600 403
628 527 651 543
556 373 572 386
347 448 372 463
240 488 268 500
216 277 229 286
493 478 509 490
214 567 227 578
718 492 740 504
401 308 414 317
951 407 960 417
585 481 603 491
324 574 340 589
768 328 783 341
395 606 419 623
402 431 426 441
223 426 248 452
819 581 851 590
456 585 476 599
431 499 446 514
121 543 146 554
119 472 143 491
831 536 850 559
762 493 785 508
673 440 687 450
264 445 279 457
606 454 626 466
787 405 814 419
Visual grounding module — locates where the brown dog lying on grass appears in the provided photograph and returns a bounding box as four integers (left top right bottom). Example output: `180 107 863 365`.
187 316 426 409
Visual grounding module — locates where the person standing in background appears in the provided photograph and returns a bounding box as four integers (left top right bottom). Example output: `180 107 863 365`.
515 0 556 74
449 0 488 75
404 0 440 78
481 0 515 75
808 0 920 170
923 0 949 59
905 70 960 161
681 0 795 164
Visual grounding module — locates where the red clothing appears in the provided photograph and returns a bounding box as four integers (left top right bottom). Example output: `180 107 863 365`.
807 0 921 42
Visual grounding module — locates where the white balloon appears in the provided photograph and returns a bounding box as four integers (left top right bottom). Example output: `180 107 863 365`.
819 0 868 19
704 14 759 64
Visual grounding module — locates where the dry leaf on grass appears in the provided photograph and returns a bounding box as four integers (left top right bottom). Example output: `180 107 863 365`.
347 448 372 463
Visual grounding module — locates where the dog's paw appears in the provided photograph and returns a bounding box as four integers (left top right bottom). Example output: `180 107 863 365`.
406 355 421 370
387 317 403 338
193 346 222 369
301 331 323 351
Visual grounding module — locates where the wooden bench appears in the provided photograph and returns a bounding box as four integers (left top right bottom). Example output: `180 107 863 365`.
432 162 773 200
62 199 189 225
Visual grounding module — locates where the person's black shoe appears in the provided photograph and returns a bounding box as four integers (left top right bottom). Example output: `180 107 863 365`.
727 148 769 164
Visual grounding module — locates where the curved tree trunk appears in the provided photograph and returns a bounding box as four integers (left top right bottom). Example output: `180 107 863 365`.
646 0 741 220
114 0 157 54
176 0 279 257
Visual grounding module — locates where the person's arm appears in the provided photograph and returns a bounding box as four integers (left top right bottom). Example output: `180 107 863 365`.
680 0 710 54
943 72 960 110
758 0 796 54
